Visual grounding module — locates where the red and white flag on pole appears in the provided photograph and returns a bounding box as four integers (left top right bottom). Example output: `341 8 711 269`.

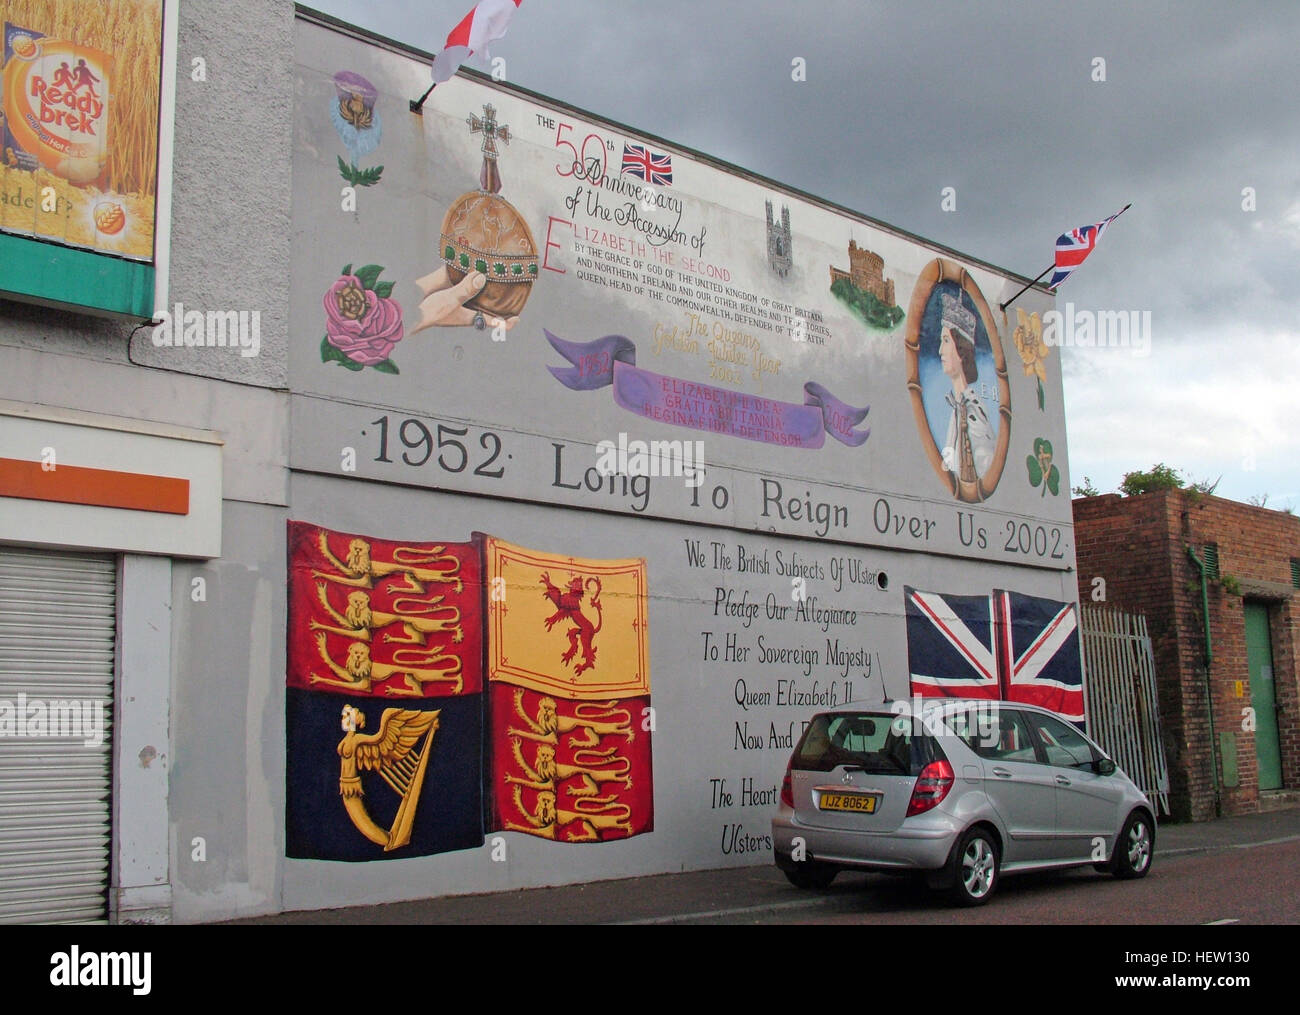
432 0 523 83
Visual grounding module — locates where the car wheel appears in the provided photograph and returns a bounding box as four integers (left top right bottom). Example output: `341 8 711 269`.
783 864 837 890
1112 811 1153 879
949 827 999 906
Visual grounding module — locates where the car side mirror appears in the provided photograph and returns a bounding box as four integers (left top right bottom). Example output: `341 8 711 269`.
1095 758 1116 776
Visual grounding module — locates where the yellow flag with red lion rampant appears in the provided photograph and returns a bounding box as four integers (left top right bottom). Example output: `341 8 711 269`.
481 535 653 841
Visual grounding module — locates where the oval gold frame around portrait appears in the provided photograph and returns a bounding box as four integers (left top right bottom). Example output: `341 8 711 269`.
904 258 1012 503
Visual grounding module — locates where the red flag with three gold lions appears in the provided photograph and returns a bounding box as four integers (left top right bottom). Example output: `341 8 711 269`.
482 535 653 841
286 522 481 699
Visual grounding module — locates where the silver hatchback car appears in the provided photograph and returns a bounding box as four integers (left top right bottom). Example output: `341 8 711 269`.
771 698 1155 905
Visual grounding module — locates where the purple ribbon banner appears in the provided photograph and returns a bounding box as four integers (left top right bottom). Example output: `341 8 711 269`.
545 331 870 450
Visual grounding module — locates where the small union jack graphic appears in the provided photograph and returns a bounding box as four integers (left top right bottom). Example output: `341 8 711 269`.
621 143 673 187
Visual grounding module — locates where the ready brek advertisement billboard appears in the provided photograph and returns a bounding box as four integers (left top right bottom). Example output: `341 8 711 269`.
1 0 163 259
289 17 1068 571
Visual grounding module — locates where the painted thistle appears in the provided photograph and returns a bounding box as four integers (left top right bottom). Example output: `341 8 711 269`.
1026 437 1061 496
321 264 403 373
1013 308 1050 410
330 71 384 187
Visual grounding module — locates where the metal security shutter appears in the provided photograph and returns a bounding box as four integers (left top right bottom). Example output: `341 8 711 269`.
0 549 116 924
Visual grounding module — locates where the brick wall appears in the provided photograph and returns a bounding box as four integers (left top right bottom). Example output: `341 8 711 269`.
1073 489 1300 820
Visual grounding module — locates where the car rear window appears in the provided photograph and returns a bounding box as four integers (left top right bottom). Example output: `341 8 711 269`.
791 712 943 776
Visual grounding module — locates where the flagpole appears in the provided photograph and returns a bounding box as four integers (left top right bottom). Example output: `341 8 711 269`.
999 203 1132 312
410 82 436 114
998 265 1054 312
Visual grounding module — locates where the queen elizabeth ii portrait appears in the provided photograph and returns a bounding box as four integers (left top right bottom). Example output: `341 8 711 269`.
937 294 995 483
904 260 1011 503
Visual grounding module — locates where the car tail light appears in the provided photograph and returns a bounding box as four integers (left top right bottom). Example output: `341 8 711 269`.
780 761 794 808
906 759 954 816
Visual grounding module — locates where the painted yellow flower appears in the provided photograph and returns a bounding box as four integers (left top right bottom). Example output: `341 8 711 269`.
1013 308 1050 385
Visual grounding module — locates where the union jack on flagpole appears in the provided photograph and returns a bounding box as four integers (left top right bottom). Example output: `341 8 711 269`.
1048 203 1131 290
998 202 1131 312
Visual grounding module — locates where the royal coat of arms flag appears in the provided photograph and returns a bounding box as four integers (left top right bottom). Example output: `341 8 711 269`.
481 535 654 842
285 522 485 861
285 523 654 860
905 585 1085 725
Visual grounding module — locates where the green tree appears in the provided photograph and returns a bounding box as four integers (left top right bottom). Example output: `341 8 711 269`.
1118 463 1220 497
1119 463 1185 496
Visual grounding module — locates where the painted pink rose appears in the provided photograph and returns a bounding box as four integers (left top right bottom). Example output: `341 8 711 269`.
323 275 403 365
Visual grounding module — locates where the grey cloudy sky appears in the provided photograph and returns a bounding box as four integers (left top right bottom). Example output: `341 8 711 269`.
307 0 1300 507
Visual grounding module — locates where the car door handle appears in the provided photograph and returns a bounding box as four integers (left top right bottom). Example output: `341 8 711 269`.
1055 775 1071 786
992 767 1013 778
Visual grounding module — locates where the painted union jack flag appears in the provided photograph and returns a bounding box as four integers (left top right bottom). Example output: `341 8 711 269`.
906 587 1086 724
1048 204 1129 289
621 143 673 186
905 588 1001 700
995 589 1085 722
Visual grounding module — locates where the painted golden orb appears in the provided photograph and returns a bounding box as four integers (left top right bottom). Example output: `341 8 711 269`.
439 190 539 320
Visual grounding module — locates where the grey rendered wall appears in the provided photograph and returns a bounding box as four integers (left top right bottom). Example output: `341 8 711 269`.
126 0 294 387
169 499 285 923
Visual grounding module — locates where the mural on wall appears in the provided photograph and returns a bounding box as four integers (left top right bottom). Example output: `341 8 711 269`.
291 36 1074 568
286 522 483 861
546 330 871 450
765 198 792 280
1013 308 1051 411
1026 437 1061 496
904 585 1084 722
331 70 383 187
829 239 904 331
905 258 1012 503
432 102 537 329
484 536 653 840
321 263 405 373
0 0 164 260
286 522 653 860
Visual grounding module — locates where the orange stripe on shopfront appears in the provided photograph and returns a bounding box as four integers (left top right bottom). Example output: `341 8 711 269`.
0 458 190 515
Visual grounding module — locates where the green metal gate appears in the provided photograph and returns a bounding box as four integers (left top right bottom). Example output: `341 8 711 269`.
1244 601 1282 791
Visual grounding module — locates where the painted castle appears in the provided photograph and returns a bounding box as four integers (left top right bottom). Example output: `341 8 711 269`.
829 240 895 306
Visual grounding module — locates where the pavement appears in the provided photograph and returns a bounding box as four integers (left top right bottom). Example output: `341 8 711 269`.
223 804 1300 925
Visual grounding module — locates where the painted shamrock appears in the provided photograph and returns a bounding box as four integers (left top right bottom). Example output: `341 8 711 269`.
1026 437 1060 496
